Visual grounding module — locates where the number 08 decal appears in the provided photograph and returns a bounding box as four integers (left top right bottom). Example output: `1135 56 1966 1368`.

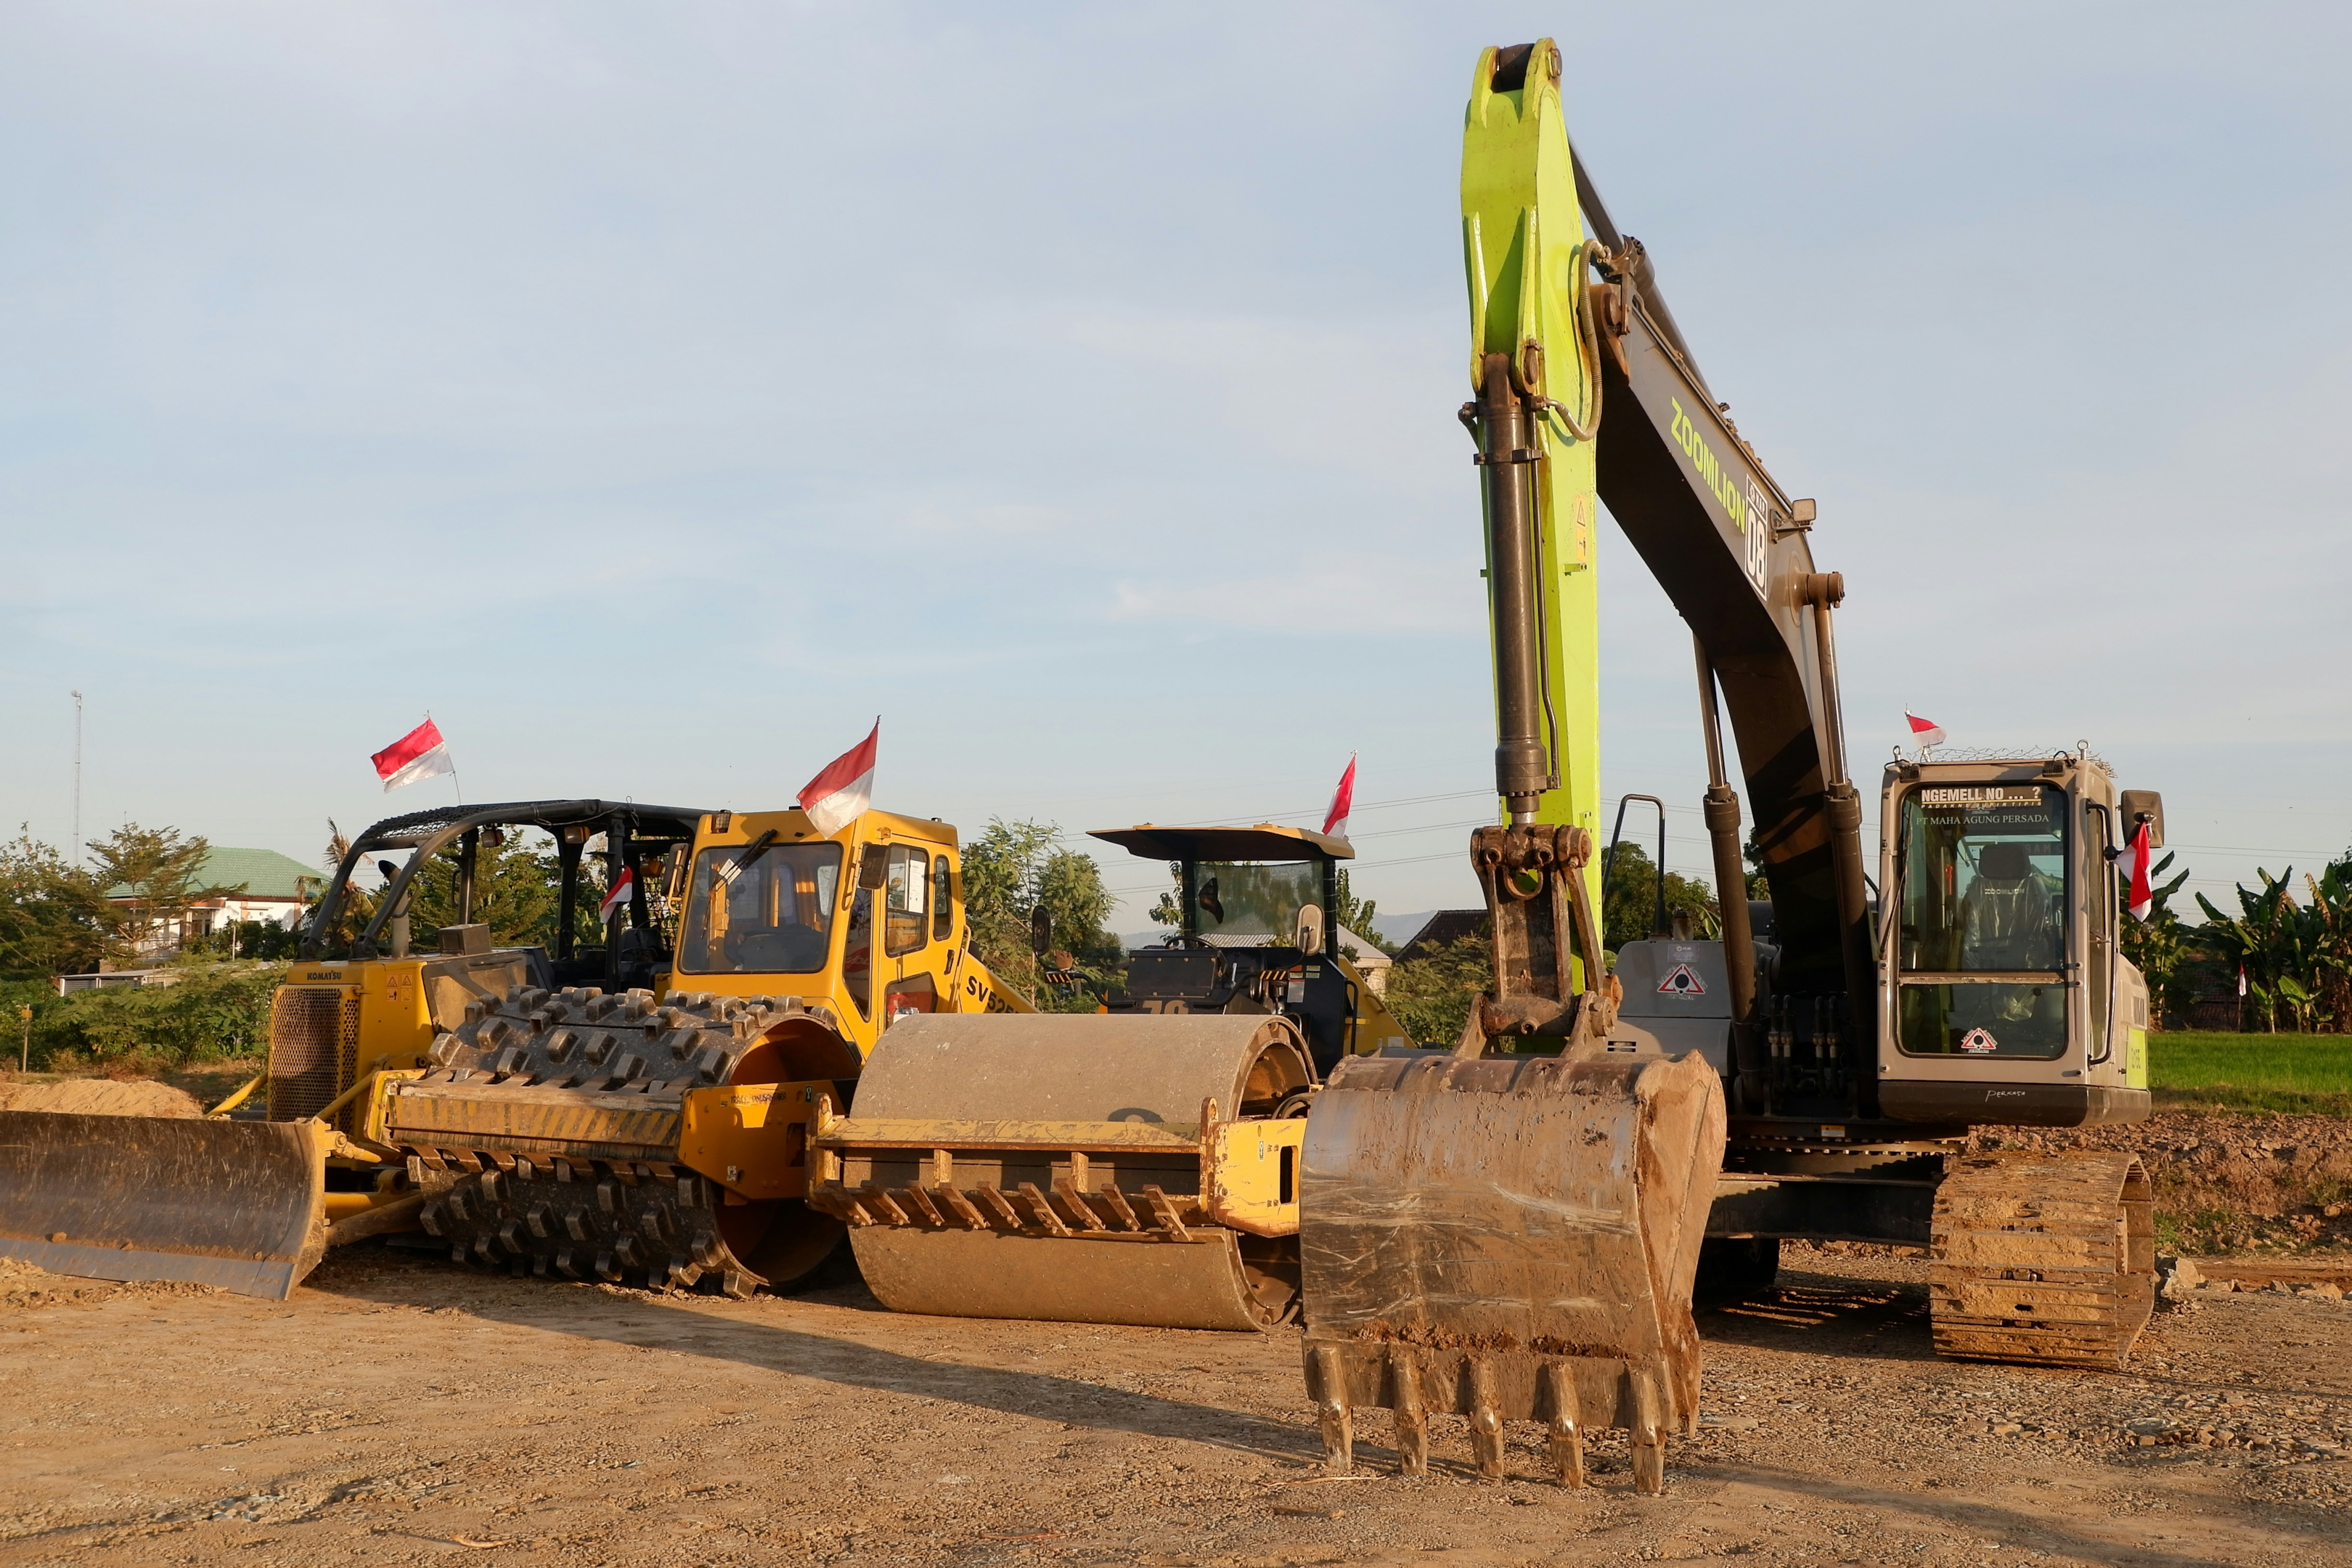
1743 478 1771 594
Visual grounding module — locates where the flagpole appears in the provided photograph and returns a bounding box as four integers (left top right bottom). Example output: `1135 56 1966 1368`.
429 711 464 806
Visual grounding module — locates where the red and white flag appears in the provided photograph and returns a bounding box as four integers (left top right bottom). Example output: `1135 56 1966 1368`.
799 719 878 836
1905 710 1945 751
2118 818 2154 921
1321 754 1357 841
371 717 455 793
599 866 634 923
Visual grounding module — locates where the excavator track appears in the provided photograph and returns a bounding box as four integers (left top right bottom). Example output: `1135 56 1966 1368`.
381 985 846 1297
1928 1151 2154 1371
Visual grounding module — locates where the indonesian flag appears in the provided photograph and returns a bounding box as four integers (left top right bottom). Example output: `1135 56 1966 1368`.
371 717 454 793
1905 710 1945 750
799 719 878 836
2119 817 2154 921
1321 754 1357 841
599 866 634 923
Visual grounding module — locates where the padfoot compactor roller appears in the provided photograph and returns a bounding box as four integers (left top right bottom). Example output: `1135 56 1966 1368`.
0 799 1032 1298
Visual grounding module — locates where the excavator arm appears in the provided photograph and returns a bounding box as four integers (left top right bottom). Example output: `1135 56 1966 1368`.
1459 36 1872 1075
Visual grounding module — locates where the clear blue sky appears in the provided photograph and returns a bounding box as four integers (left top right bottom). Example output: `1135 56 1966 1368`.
3 3 2345 931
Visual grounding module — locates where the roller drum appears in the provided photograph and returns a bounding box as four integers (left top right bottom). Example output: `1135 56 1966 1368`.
831 1013 1312 1331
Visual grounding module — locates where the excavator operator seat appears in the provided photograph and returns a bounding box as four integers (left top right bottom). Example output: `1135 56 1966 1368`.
1960 842 2058 973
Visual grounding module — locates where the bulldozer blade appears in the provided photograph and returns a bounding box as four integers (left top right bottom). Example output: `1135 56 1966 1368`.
1298 1049 1724 1485
0 1111 332 1300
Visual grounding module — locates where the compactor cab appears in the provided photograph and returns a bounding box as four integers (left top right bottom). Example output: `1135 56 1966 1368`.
1090 823 1413 1074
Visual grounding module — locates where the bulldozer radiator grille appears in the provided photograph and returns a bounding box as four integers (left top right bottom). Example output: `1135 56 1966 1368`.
266 987 359 1122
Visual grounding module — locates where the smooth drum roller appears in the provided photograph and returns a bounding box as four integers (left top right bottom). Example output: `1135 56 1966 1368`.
812 1013 1314 1331
1299 1049 1726 1492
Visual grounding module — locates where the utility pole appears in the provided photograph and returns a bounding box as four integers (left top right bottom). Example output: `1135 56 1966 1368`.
17 1005 29 1075
70 690 83 866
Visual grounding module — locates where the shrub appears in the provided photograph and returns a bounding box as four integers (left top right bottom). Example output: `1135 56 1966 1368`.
28 964 286 1071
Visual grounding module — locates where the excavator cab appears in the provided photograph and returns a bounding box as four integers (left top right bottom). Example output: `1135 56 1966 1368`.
1877 756 2156 1125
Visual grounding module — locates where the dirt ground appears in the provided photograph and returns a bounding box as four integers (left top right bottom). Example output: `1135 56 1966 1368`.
4 1238 2349 1568
1973 1111 2352 1256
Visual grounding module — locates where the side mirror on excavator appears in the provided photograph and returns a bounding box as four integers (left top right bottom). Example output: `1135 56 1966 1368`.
1294 904 1326 957
2118 790 2165 847
1028 905 1053 956
857 843 890 891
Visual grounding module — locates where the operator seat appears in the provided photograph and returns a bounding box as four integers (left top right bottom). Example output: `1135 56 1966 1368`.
1961 842 2057 972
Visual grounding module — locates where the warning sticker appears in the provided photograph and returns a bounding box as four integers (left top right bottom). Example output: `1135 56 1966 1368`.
1657 963 1707 997
1959 1028 1998 1054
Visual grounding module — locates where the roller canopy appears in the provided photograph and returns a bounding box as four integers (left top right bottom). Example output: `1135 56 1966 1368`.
1088 824 1352 863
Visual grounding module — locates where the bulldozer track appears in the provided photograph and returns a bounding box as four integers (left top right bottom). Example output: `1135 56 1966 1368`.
1928 1150 2154 1371
385 984 841 1299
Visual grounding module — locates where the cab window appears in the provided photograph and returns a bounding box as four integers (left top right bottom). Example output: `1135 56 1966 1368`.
884 846 929 957
931 857 954 942
676 841 841 975
1893 783 2069 1058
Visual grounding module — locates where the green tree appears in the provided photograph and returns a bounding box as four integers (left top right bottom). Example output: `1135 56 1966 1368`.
1598 841 1718 948
2118 850 2194 1028
1331 868 1387 958
406 830 573 949
1382 934 1492 1047
0 829 108 977
311 823 380 954
2195 869 2317 1033
961 819 1122 1011
86 824 237 963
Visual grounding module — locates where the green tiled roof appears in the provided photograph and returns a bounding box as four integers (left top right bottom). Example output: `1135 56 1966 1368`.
107 847 326 902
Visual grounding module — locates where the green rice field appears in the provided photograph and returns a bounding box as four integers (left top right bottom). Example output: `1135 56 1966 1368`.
2151 1031 2352 1116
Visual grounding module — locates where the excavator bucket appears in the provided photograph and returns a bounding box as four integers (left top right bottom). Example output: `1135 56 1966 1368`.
0 1111 332 1300
1298 1048 1724 1492
814 1013 1314 1331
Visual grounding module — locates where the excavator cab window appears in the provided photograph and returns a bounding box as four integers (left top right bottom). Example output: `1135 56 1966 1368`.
675 842 841 975
932 856 954 942
1893 783 2069 1058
